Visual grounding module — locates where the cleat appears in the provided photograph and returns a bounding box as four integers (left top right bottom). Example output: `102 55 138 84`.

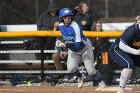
117 87 124 93
99 81 106 88
77 74 84 88
95 81 106 91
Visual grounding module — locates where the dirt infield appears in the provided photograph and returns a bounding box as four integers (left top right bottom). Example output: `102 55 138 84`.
0 86 139 93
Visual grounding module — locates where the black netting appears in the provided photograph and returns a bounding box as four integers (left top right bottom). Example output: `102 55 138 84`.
0 36 140 87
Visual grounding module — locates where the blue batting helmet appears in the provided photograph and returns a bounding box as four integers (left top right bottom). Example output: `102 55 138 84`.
59 8 73 18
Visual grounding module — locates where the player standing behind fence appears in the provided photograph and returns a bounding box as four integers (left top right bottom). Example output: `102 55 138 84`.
57 8 101 88
91 21 111 86
109 16 140 93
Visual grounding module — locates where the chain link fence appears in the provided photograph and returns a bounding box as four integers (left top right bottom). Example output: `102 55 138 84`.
0 36 116 86
0 34 140 87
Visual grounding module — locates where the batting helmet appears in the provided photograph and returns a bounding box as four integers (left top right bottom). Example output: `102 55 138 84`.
59 8 73 18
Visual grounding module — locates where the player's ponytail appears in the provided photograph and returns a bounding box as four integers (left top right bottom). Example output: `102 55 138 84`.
134 15 140 24
134 16 140 37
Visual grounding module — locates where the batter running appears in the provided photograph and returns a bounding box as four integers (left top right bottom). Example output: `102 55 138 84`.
56 8 101 88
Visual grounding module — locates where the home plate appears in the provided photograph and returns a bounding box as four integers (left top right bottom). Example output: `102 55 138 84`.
95 86 133 92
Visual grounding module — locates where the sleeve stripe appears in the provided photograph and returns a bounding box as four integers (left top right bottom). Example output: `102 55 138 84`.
71 22 81 42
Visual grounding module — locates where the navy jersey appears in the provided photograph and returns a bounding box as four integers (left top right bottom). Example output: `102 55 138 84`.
58 21 87 52
115 24 140 49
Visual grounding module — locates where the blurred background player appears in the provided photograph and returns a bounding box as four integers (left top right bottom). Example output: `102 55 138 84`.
58 8 101 88
74 1 100 31
73 1 100 47
91 21 111 65
109 16 140 93
91 21 114 87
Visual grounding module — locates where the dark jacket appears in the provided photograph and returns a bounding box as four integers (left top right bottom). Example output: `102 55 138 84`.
35 2 60 50
37 2 60 30
74 10 99 31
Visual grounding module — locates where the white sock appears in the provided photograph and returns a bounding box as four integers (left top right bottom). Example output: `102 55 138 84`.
119 68 133 88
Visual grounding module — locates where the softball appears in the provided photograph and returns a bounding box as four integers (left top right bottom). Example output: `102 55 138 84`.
27 81 31 86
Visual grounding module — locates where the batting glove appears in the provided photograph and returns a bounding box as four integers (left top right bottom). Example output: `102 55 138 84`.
55 40 66 47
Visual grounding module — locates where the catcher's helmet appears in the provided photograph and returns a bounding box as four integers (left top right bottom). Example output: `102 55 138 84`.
59 8 73 18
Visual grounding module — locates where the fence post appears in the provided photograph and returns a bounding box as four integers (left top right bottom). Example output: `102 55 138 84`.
41 49 45 82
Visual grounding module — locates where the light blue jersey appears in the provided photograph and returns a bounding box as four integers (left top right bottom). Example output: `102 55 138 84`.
58 21 87 52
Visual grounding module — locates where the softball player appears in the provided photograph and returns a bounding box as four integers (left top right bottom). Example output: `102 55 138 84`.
56 8 101 88
109 23 140 93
